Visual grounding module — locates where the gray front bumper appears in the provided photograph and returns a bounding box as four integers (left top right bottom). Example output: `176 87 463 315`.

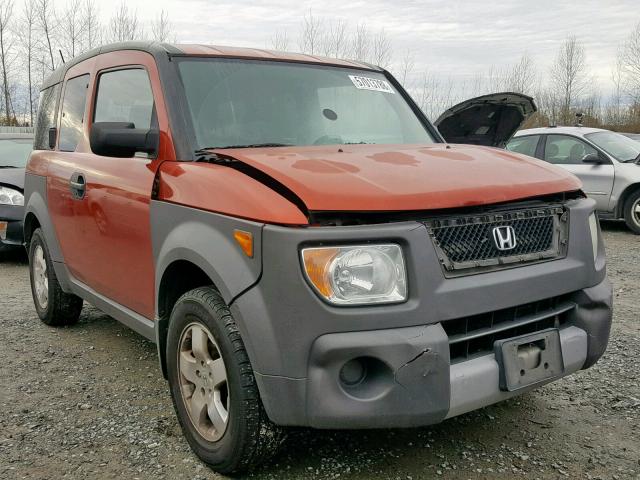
230 198 612 428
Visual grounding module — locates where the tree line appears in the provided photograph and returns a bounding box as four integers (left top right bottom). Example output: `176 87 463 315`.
2 3 640 135
0 0 172 126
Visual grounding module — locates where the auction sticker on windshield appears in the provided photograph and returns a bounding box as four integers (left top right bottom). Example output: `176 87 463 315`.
349 75 395 94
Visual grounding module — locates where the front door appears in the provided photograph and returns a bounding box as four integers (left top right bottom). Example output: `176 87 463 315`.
541 134 614 212
49 51 175 320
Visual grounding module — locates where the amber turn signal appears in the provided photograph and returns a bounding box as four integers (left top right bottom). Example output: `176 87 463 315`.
301 248 339 298
234 230 254 258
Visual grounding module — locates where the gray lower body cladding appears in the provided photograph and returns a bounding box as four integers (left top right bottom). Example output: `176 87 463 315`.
229 197 612 428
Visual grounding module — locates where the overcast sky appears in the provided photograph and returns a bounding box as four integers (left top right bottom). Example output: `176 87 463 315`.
98 0 638 93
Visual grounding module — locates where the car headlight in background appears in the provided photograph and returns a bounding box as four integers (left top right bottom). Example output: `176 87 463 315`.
588 213 599 262
0 186 24 206
301 244 407 305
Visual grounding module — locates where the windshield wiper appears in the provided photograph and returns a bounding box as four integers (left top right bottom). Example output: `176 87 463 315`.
196 143 292 152
0 165 18 168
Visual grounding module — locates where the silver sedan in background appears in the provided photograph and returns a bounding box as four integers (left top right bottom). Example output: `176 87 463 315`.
508 127 640 234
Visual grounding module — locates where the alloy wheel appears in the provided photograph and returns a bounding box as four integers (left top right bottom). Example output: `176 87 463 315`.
178 322 229 442
33 245 48 310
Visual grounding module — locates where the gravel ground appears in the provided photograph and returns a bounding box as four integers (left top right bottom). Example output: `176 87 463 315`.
1 221 638 480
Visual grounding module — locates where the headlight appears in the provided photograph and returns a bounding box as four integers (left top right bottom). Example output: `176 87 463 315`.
0 186 24 206
301 244 407 305
588 213 599 262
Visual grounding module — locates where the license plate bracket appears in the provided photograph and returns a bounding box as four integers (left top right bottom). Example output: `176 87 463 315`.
494 328 564 392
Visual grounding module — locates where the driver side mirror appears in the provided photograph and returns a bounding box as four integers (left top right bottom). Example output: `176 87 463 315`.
582 152 604 164
90 122 159 158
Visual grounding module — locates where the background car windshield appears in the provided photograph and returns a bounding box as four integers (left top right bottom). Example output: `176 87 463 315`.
178 59 434 149
0 139 33 167
585 131 640 161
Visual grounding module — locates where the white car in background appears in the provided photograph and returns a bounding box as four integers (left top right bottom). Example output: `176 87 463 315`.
508 127 640 234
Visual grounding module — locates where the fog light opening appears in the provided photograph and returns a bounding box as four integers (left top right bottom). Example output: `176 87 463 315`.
338 356 393 400
339 358 367 386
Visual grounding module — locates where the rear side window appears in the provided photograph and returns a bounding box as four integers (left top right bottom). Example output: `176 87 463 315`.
506 135 539 157
59 74 90 152
34 84 61 150
94 69 155 129
544 135 598 165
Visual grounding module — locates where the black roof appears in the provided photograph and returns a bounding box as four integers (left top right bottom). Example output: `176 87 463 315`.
41 41 181 90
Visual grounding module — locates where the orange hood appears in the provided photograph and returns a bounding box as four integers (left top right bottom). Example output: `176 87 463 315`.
207 143 582 212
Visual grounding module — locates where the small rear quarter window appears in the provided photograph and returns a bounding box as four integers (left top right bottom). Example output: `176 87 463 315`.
34 83 61 150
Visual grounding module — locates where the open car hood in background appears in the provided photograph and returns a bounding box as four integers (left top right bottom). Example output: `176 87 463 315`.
435 92 537 148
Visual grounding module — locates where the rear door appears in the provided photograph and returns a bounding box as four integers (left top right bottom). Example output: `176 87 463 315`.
541 134 614 211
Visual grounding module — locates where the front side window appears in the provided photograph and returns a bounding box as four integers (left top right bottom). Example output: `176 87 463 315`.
59 74 90 152
506 135 540 157
585 131 640 162
177 59 434 150
94 69 155 129
0 139 34 167
543 135 598 165
34 83 61 150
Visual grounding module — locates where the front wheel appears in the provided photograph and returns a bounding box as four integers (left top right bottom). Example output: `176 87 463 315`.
166 287 285 474
623 190 640 234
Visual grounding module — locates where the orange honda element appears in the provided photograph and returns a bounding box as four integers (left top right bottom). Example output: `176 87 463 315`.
24 41 612 474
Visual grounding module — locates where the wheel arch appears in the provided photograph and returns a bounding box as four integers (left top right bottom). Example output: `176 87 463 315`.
156 258 219 378
616 182 640 218
151 202 265 379
23 211 41 246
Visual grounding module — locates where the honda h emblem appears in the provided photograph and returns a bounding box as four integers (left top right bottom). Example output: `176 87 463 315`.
492 226 517 251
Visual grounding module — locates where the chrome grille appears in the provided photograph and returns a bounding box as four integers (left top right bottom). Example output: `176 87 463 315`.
441 296 574 363
426 205 568 275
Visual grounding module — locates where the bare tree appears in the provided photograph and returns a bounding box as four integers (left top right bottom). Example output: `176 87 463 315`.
269 31 289 51
351 24 370 62
108 2 139 43
397 48 415 86
549 36 589 124
59 0 85 60
0 0 14 124
505 53 537 94
82 0 101 50
371 29 391 68
299 10 322 55
620 21 640 103
606 50 626 126
21 0 37 125
151 10 173 42
36 0 57 70
322 19 349 58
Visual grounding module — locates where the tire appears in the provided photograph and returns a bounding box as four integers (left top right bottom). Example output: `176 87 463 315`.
28 228 83 326
166 287 285 474
623 190 640 234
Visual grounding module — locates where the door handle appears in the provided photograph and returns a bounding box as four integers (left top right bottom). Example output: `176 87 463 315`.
69 172 86 199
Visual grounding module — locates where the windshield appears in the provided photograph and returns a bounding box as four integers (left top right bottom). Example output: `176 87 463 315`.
177 59 434 150
0 138 33 167
585 131 640 162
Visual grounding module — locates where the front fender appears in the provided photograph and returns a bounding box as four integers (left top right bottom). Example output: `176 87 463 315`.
151 200 264 310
